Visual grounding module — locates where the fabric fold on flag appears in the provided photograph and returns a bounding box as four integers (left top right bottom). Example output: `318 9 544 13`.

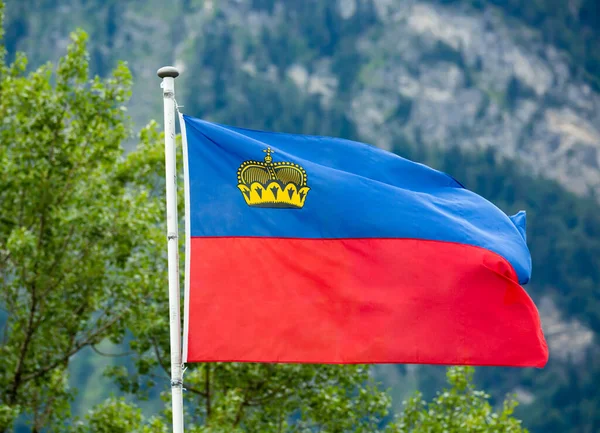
180 114 548 368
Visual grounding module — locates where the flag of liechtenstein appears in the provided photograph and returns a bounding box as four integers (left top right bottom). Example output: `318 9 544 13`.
179 114 548 367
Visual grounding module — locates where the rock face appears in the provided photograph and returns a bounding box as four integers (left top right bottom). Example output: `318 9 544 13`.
8 0 600 195
6 0 600 197
349 1 600 196
538 297 594 363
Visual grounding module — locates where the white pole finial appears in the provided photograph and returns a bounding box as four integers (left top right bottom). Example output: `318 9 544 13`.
158 65 184 433
158 66 180 79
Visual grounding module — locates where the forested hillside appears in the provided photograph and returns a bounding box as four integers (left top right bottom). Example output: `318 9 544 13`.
3 0 600 432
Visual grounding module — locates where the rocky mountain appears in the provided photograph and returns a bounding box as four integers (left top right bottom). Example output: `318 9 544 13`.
5 0 600 432
6 0 600 196
349 0 600 197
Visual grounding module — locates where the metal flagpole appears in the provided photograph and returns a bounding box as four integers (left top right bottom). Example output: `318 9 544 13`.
157 65 184 433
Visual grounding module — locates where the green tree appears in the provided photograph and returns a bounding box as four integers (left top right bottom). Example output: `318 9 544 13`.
0 8 167 432
107 363 390 433
387 367 526 433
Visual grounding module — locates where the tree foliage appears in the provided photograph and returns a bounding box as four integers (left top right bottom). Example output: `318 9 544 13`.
0 10 167 431
387 367 526 433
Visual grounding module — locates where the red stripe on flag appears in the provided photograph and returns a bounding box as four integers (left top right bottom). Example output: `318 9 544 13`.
185 237 548 367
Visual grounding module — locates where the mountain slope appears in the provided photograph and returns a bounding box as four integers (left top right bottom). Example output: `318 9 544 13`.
5 0 600 198
351 1 600 197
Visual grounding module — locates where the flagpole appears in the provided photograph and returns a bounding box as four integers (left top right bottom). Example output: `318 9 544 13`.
157 65 184 433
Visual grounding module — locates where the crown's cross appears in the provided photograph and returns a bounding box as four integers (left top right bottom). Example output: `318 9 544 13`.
263 147 274 164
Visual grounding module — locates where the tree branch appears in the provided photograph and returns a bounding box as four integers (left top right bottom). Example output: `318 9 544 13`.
183 384 207 398
231 369 275 427
91 344 132 358
206 364 211 423
34 387 58 433
8 281 38 404
1 316 9 345
20 311 125 384
150 336 170 376
278 404 284 433
233 388 251 428
37 225 76 300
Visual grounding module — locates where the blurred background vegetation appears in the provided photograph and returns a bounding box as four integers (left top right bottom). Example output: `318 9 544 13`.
1 0 599 432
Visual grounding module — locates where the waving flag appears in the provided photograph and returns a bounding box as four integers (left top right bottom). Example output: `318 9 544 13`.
179 114 548 367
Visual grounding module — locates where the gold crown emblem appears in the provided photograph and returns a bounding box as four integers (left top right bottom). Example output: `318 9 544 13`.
237 148 310 208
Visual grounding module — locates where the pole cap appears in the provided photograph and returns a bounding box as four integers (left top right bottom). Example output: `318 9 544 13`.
157 66 180 79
